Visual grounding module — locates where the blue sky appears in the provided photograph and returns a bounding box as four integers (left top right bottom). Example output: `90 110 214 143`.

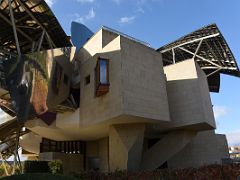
46 0 240 145
0 0 239 146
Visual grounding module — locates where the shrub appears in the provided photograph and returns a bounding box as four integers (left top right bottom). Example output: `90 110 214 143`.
0 165 5 176
14 167 21 175
0 163 13 176
23 161 50 173
48 160 63 175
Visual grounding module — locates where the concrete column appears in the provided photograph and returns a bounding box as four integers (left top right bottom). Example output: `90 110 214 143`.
109 123 145 172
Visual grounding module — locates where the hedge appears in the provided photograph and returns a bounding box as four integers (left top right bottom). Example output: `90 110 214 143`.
23 161 50 174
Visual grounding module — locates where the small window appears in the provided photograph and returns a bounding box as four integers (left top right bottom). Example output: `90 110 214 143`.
85 75 90 85
99 60 108 84
95 58 109 97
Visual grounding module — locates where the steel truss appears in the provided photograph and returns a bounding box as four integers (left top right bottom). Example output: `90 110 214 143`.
160 33 238 78
158 24 239 79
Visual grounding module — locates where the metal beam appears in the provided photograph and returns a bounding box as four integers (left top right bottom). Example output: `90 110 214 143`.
16 25 37 29
12 129 20 174
8 0 21 55
15 0 56 48
172 48 175 64
0 12 33 42
202 66 237 70
206 68 222 78
178 46 222 68
37 30 45 52
160 33 220 53
205 40 224 66
45 32 53 49
193 39 203 59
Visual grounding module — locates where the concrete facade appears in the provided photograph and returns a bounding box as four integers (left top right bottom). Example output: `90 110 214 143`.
167 130 230 168
161 59 215 131
109 124 145 171
21 27 230 173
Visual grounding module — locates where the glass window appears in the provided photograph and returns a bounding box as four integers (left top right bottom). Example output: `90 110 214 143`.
99 59 107 84
95 58 110 97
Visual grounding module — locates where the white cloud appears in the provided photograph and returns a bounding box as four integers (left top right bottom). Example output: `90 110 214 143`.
45 0 56 7
119 16 135 24
135 0 146 13
77 0 95 3
135 0 164 13
226 131 240 146
112 0 120 4
75 8 96 23
213 105 229 119
86 8 96 19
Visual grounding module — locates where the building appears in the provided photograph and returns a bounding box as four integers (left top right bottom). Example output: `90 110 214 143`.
0 0 239 174
229 146 240 159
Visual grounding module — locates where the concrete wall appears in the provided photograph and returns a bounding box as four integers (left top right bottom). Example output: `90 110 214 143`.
78 29 103 63
167 130 230 168
99 138 109 172
121 37 170 122
86 138 109 172
78 28 118 64
141 130 196 170
39 152 84 175
79 36 123 126
80 29 170 126
159 59 216 131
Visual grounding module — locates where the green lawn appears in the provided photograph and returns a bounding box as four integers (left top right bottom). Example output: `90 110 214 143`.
1 173 78 180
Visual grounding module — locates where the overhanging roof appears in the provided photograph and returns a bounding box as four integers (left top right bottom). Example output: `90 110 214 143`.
0 0 71 54
0 118 28 159
158 24 240 92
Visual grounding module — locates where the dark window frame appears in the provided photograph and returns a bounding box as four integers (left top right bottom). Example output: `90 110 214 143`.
95 57 110 97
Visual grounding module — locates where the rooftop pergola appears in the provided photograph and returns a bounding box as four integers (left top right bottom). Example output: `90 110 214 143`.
0 0 71 56
158 24 240 92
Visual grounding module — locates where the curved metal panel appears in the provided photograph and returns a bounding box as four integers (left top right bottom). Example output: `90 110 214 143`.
2 47 75 122
71 21 93 50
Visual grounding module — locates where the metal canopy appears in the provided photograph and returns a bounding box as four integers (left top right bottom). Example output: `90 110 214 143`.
158 24 240 92
0 0 71 54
